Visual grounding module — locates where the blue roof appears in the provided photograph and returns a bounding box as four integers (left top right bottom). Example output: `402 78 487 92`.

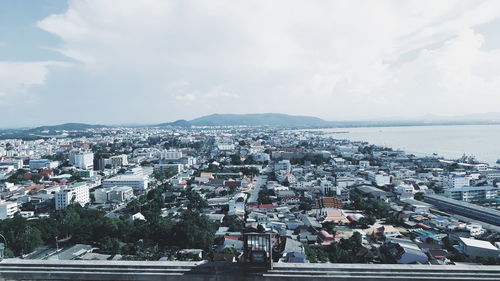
414 230 436 236
446 186 497 192
288 252 307 262
289 252 306 258
480 170 500 174
434 216 448 221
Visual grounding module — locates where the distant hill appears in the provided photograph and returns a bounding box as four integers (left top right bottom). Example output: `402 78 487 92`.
16 112 500 132
28 123 108 132
157 119 191 128
159 113 333 127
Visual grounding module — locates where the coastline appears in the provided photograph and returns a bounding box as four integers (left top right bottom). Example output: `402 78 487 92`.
303 124 500 167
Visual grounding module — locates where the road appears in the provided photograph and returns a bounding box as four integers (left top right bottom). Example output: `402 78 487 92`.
247 174 267 204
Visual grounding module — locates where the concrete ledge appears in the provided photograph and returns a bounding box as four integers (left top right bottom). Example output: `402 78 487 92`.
1 259 500 281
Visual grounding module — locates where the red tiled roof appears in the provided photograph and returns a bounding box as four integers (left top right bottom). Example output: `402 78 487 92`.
316 197 342 209
249 204 274 209
224 236 240 241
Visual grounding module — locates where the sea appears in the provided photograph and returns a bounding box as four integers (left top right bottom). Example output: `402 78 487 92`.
316 124 500 166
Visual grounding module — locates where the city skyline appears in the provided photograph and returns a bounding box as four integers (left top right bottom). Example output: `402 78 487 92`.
2 0 500 127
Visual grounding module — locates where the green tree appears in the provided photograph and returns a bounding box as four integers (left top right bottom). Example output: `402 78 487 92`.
172 211 217 251
258 189 275 204
414 192 424 201
230 154 242 165
222 215 244 232
186 190 208 209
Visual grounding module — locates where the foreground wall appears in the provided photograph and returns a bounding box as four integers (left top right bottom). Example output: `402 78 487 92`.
1 259 500 281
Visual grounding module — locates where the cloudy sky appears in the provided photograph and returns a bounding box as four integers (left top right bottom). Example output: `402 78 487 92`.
2 0 500 127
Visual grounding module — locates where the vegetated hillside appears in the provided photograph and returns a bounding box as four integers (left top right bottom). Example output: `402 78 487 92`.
28 123 108 132
162 113 333 127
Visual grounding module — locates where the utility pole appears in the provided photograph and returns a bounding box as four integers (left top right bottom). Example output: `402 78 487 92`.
0 233 7 261
55 236 59 260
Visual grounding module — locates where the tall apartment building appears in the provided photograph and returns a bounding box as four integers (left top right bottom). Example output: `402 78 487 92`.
55 183 90 210
319 179 334 195
479 170 500 181
439 174 470 188
110 154 128 167
0 201 18 220
444 186 498 203
154 163 182 174
0 159 23 169
69 151 94 170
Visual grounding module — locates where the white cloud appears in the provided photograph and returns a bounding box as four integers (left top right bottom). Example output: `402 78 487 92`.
175 93 195 102
169 82 239 105
204 85 239 99
20 0 500 122
0 62 58 103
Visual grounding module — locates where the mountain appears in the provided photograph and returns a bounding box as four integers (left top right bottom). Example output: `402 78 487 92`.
19 111 500 131
28 123 108 132
159 113 333 127
157 119 191 127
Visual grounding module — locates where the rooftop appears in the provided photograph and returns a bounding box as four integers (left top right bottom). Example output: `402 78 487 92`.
425 194 500 217
446 186 498 192
459 237 499 250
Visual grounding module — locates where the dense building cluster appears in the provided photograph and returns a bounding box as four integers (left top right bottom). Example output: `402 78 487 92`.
0 126 499 264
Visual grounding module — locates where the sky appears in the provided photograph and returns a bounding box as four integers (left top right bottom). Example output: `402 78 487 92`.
2 0 500 128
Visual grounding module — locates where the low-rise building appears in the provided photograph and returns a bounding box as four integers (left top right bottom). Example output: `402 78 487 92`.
384 238 429 264
55 183 90 210
376 225 400 239
444 186 498 203
457 237 500 258
367 172 391 186
0 201 18 219
29 159 59 170
275 160 291 173
103 175 148 191
424 194 500 227
439 174 470 189
94 186 134 204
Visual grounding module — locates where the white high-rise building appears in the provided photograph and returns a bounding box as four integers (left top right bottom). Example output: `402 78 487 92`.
320 179 334 195
0 201 18 220
55 183 90 210
110 154 128 167
70 151 94 170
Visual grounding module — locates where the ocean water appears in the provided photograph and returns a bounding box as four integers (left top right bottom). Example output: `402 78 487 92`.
319 124 500 166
